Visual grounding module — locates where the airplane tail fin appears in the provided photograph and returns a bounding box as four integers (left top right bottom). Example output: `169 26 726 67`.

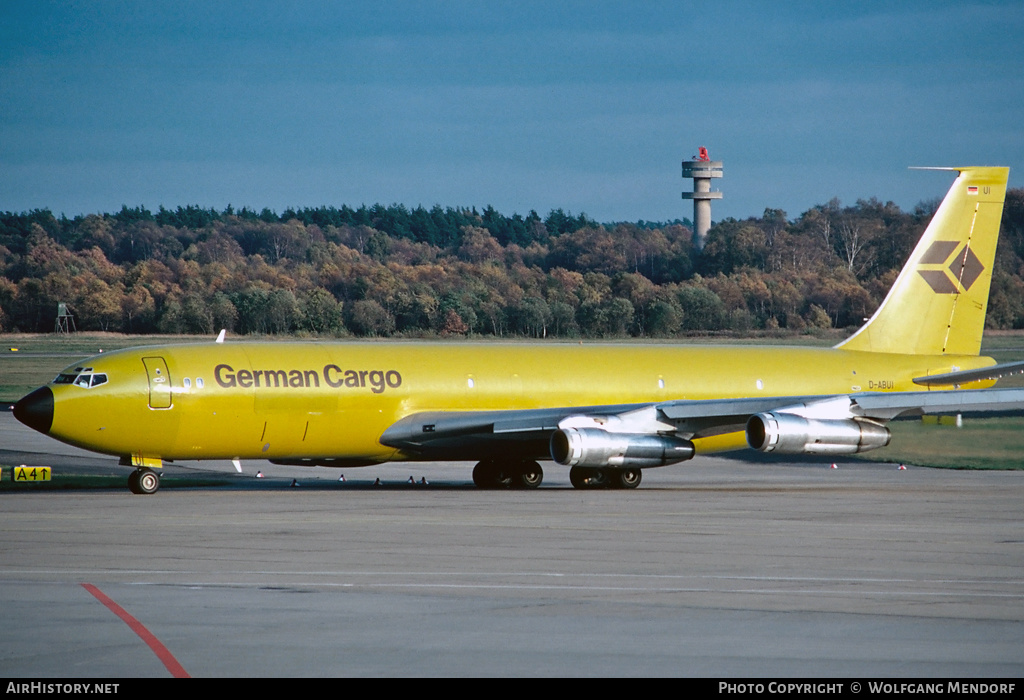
837 166 1009 356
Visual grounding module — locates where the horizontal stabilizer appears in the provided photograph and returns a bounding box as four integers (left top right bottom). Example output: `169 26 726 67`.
852 387 1024 419
913 361 1024 386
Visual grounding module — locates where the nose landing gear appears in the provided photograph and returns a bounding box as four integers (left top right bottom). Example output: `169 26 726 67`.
128 468 160 495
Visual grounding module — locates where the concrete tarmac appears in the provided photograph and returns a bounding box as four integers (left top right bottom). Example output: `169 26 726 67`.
0 412 1022 677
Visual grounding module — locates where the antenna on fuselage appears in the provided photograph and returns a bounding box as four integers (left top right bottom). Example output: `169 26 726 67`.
216 329 226 344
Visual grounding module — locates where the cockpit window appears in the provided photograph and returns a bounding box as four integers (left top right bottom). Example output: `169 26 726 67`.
53 371 108 389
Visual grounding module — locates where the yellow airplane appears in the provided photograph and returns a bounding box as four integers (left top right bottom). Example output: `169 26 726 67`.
14 166 1024 494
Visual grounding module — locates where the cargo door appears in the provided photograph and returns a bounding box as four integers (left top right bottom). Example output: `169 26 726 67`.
142 357 172 409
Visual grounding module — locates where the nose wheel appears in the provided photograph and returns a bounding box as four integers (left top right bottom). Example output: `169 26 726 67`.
128 468 160 495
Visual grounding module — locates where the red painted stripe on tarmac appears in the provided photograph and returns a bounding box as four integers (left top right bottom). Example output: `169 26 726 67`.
81 583 190 678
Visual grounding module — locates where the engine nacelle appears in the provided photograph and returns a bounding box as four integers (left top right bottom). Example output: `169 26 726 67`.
550 428 695 468
746 412 891 455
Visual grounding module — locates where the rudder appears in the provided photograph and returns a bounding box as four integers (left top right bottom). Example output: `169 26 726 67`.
837 166 1009 356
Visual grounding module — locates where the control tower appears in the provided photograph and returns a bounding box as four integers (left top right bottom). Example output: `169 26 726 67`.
681 147 722 252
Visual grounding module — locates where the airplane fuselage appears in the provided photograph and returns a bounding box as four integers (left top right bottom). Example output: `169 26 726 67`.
36 341 994 465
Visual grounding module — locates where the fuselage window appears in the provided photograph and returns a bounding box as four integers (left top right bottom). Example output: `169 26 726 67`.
184 377 192 389
196 378 204 389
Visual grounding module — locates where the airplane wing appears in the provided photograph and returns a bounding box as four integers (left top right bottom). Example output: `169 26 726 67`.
379 402 650 460
380 387 1024 464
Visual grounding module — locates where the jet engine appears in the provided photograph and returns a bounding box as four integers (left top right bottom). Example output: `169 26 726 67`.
746 412 891 455
550 428 695 468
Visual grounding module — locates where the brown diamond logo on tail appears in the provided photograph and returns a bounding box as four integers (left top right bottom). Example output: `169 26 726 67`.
952 247 984 291
918 240 958 265
918 269 960 294
916 241 985 294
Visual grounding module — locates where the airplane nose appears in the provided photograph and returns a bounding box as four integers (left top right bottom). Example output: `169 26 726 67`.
13 386 54 434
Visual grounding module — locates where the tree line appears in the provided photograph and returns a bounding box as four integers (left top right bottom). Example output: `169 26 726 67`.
1 189 1022 338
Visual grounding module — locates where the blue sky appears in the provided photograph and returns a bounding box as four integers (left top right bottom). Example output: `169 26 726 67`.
2 1 1022 223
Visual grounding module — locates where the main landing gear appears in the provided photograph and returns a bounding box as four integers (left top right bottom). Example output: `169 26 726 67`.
568 466 642 490
471 461 643 490
127 468 160 495
472 459 544 489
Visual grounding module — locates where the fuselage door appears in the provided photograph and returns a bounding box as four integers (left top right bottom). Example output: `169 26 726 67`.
142 356 172 409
